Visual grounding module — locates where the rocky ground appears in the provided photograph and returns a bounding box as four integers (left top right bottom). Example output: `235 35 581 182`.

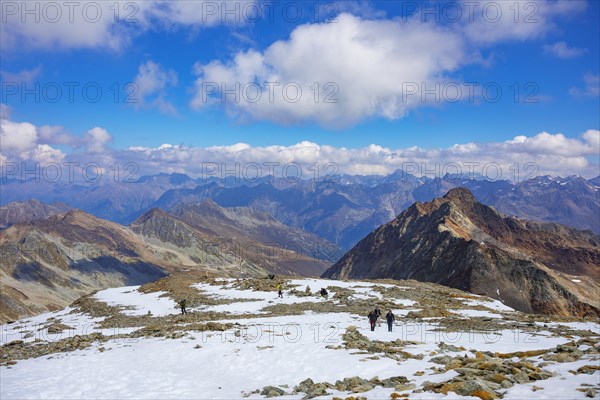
1 274 598 399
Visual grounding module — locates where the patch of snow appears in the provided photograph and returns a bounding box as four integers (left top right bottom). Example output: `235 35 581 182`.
94 286 178 317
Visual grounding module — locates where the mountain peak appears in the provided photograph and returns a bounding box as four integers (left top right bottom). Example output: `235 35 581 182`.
131 208 172 225
442 187 477 205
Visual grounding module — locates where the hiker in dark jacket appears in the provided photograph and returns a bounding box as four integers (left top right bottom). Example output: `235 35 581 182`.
320 288 328 298
368 310 378 331
374 306 382 327
386 309 395 332
179 299 187 315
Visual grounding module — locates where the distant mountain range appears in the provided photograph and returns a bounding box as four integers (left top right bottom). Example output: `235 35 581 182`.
3 171 597 252
0 201 335 322
323 188 600 317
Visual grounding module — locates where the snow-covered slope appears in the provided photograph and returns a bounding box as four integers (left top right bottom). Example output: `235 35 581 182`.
1 275 598 399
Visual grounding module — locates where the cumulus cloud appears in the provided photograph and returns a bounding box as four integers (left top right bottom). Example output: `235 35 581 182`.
0 119 39 153
543 41 587 58
0 118 67 163
84 127 113 153
570 73 600 97
191 13 467 127
131 60 178 114
0 117 113 163
0 0 256 52
123 130 600 180
189 1 588 128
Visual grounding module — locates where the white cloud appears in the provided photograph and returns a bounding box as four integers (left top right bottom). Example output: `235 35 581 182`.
0 118 112 163
460 0 587 45
570 73 600 97
131 60 178 114
123 130 600 180
0 0 255 52
3 115 597 179
543 41 587 58
1 119 38 152
191 13 467 127
84 127 112 153
189 0 589 128
21 144 65 164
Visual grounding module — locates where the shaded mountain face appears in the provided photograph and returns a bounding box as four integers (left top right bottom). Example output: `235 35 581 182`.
168 200 342 263
322 188 600 317
0 200 72 229
0 210 167 322
129 205 332 277
1 206 332 322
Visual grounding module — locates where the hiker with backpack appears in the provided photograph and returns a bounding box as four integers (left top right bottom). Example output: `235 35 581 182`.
368 309 378 331
179 299 187 315
386 309 395 332
320 288 328 299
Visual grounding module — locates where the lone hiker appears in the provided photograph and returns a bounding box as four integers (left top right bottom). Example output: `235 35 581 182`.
386 309 395 332
179 299 187 315
374 306 382 327
320 288 329 299
277 282 283 298
368 309 378 332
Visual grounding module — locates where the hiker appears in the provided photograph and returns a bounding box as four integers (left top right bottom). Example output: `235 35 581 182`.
368 309 378 331
179 299 187 315
277 282 283 298
374 306 382 327
320 288 328 298
386 309 395 332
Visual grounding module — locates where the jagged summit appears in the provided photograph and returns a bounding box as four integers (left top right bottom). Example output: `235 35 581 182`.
442 187 477 204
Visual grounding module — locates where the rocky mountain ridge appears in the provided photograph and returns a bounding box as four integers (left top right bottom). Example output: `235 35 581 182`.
323 188 600 317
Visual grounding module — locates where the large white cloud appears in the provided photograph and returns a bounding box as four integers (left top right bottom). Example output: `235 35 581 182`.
191 13 467 127
189 1 589 128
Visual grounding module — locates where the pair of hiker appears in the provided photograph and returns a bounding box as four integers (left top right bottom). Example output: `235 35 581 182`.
368 307 395 332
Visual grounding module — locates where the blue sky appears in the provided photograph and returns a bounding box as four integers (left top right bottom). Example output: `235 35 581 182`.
0 0 599 178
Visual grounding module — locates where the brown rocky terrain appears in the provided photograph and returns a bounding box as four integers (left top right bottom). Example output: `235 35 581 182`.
0 206 333 323
323 188 600 317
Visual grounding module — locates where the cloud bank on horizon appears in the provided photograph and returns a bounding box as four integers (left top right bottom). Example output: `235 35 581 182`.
1 113 598 180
